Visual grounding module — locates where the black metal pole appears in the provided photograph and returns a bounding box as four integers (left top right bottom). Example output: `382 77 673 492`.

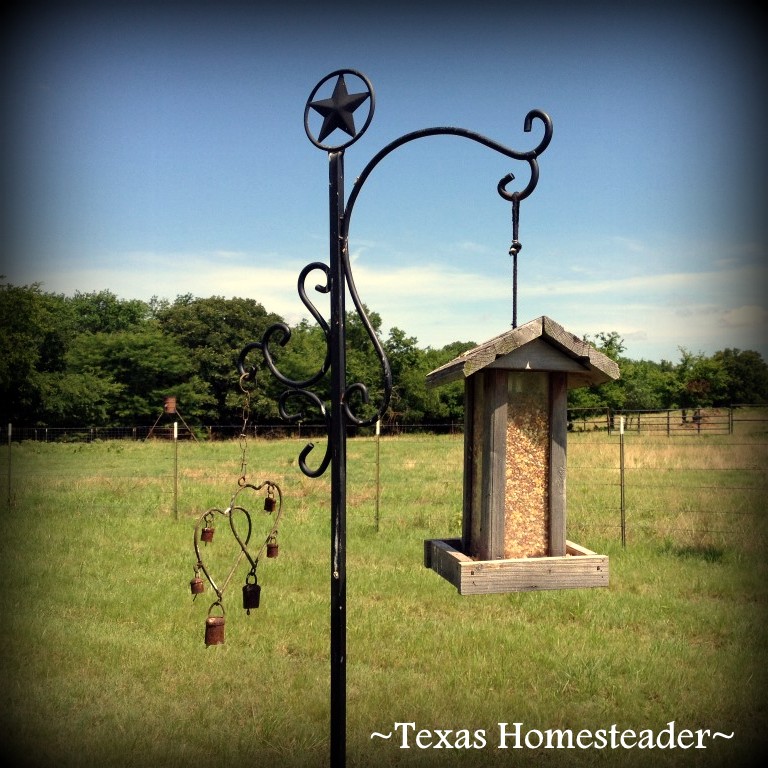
328 150 347 768
239 70 553 768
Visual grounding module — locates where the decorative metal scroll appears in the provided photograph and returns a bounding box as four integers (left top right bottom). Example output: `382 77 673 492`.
237 69 552 479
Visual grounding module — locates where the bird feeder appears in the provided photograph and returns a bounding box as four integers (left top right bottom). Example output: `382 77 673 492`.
423 316 619 594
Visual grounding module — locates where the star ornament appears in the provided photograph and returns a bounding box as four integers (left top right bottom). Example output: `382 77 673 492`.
309 74 371 143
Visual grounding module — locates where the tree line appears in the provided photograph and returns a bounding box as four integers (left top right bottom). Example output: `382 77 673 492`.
1 282 766 430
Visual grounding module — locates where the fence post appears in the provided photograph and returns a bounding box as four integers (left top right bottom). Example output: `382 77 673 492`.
375 419 381 532
619 415 626 548
173 421 179 520
6 423 11 509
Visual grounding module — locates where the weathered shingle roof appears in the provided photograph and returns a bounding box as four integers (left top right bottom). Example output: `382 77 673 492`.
426 316 620 390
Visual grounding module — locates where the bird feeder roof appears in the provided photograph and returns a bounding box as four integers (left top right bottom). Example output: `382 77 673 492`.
426 316 620 390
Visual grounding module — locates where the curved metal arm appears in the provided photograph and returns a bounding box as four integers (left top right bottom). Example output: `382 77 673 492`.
337 114 552 428
343 113 552 230
338 248 392 428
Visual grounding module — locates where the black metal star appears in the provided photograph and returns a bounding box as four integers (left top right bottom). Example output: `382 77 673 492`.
309 74 370 143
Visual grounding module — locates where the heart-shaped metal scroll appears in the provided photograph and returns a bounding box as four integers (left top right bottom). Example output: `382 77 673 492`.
193 506 252 600
228 481 283 573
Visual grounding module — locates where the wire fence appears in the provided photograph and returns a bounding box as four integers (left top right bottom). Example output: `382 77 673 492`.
574 447 764 549
6 405 765 443
3 407 766 553
564 411 767 552
567 406 756 435
4 421 465 442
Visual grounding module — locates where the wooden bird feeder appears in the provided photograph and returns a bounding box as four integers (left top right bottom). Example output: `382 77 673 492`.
423 316 620 594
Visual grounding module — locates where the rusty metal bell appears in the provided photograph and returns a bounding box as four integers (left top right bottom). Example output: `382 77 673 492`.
205 614 225 646
204 602 225 646
200 526 215 543
242 576 261 613
266 537 279 558
190 577 205 595
264 495 276 513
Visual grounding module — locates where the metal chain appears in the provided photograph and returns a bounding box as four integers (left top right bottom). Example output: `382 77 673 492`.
238 373 252 486
509 197 521 329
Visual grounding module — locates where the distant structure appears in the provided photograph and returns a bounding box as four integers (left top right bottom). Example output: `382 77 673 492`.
147 395 198 442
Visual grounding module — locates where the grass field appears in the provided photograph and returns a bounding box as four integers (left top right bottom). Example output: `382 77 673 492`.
1 429 766 767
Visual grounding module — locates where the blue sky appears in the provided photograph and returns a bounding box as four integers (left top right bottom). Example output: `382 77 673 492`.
3 1 766 363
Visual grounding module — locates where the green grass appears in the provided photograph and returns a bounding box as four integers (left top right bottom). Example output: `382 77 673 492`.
1 433 767 767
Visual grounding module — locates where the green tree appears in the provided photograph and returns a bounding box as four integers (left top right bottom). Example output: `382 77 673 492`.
156 295 285 423
421 343 471 424
0 282 49 423
65 326 214 424
714 348 768 405
568 330 627 413
620 359 678 411
587 331 626 360
389 339 474 426
35 371 123 426
675 348 729 409
69 289 150 334
384 327 427 423
8 281 768 431
36 292 79 375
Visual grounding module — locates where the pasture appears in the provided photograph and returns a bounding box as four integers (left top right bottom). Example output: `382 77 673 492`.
1 428 766 767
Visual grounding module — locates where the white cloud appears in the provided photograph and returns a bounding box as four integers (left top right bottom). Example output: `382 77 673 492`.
522 265 763 299
34 249 768 360
610 236 646 254
456 240 491 254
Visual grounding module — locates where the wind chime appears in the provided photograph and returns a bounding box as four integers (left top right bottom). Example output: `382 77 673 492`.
188 375 284 646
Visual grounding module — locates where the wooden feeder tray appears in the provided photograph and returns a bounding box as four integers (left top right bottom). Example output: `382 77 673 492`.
424 538 608 595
